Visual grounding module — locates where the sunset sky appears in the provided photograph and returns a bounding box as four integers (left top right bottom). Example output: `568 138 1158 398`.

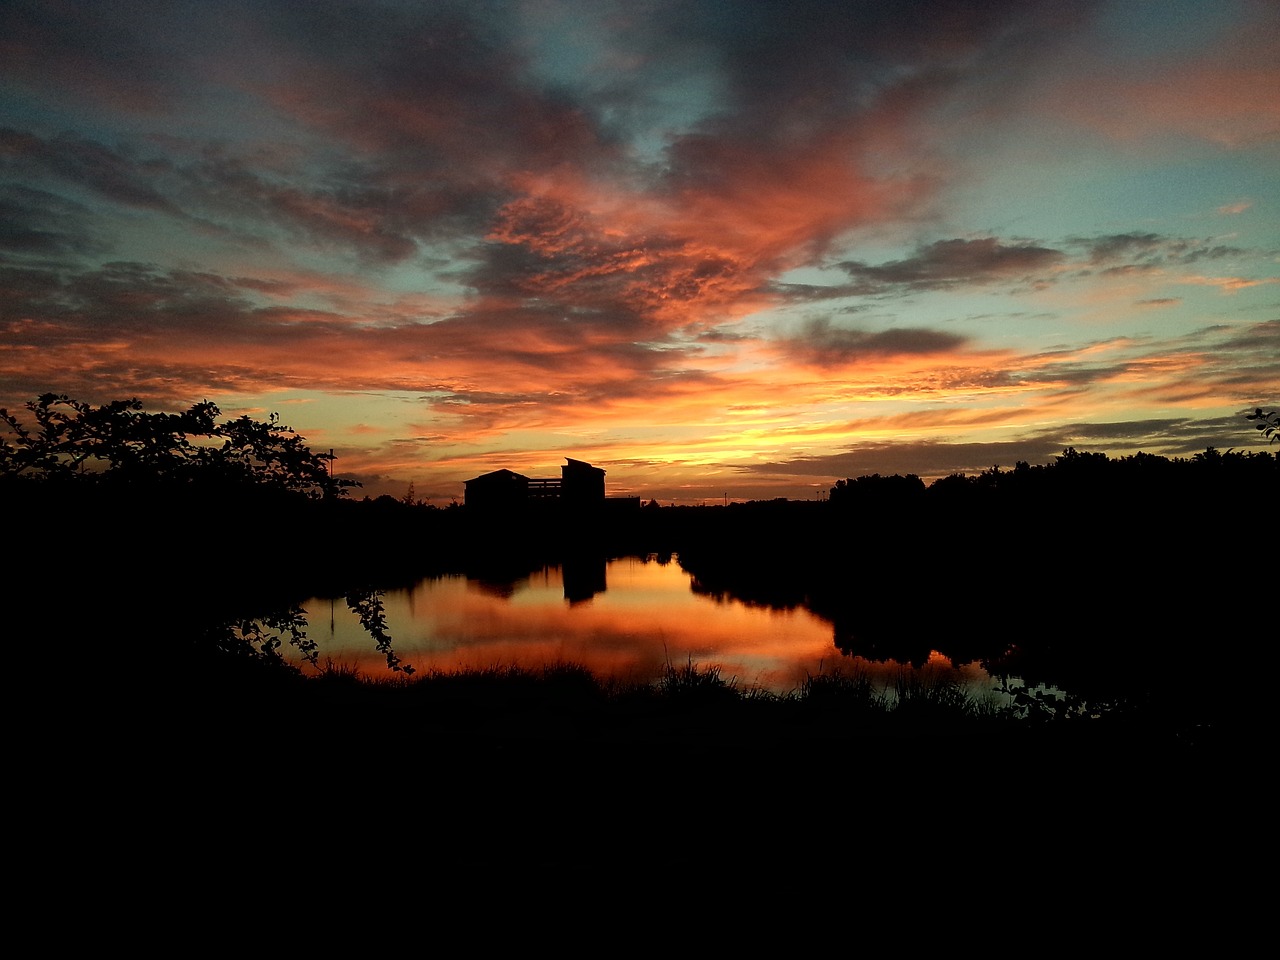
2 0 1277 502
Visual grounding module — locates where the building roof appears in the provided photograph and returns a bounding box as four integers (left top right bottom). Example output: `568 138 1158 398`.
465 468 528 485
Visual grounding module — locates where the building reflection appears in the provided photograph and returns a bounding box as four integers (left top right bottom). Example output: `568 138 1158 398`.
562 553 607 604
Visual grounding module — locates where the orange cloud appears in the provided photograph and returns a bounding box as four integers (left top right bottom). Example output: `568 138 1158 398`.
1180 275 1279 293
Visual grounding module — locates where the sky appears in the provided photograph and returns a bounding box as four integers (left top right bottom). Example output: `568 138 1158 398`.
2 0 1277 503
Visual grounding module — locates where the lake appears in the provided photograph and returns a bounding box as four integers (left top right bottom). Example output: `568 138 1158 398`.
295 553 1009 700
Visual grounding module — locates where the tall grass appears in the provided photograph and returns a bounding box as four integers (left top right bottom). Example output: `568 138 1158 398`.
657 657 744 703
196 651 1146 744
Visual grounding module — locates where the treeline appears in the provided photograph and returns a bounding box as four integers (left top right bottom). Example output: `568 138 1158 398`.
634 443 1277 559
7 393 1275 617
652 443 1275 729
7 392 1276 595
829 445 1278 512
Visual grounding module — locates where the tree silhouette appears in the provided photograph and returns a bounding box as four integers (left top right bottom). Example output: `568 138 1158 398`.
0 392 355 498
2 393 422 675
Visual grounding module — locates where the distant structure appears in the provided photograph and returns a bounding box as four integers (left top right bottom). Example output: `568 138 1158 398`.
464 458 638 513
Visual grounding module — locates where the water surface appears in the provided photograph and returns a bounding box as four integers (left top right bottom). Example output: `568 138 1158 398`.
296 554 1003 698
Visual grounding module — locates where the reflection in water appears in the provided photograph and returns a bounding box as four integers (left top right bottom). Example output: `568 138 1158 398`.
295 555 1006 698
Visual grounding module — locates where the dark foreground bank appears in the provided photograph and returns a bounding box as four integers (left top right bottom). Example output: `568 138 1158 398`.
60 645 1257 897
133 649 1241 770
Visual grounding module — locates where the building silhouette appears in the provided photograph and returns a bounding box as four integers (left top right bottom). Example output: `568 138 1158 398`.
465 458 632 512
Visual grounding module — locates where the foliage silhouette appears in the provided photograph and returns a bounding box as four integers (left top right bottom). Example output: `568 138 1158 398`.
1 392 422 677
1246 408 1279 444
829 472 926 506
346 587 414 674
1 392 356 498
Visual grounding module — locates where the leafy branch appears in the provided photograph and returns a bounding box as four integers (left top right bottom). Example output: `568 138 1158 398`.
348 588 414 674
221 587 412 675
1246 408 1279 444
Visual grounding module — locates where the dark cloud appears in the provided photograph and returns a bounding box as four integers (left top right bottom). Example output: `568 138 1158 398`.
453 0 1097 318
1039 418 1205 445
783 318 967 366
0 260 254 335
1073 231 1164 264
1209 319 1280 399
0 185 106 257
0 258 401 408
1028 415 1275 457
771 279 880 302
179 150 427 264
744 439 1067 482
0 249 702 423
647 0 1092 121
1 130 480 266
2 3 621 268
836 237 1065 292
0 0 181 112
0 2 1104 319
416 305 670 374
0 128 179 214
782 230 1261 302
1068 232 1246 269
1009 320 1279 401
1223 318 1280 354
245 2 620 188
741 411 1271 486
639 0 1097 220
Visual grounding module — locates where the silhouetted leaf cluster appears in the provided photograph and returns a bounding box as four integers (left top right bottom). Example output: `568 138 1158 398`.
1246 408 1279 444
1 392 356 499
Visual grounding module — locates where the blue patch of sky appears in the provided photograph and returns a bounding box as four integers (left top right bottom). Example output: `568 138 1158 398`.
1091 0 1245 62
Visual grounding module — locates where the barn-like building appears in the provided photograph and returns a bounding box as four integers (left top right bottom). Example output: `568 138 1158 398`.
464 458 607 511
